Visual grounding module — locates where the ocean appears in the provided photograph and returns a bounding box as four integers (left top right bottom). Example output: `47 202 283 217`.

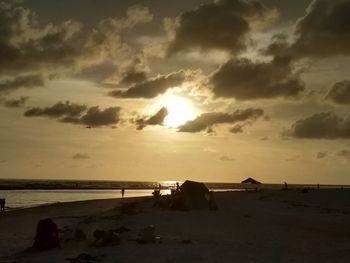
0 179 241 209
0 179 347 209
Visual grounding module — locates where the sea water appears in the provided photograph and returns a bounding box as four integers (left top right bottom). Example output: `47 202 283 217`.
0 179 344 209
0 189 171 209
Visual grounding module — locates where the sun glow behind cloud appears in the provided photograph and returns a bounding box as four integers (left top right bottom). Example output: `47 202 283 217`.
162 94 198 128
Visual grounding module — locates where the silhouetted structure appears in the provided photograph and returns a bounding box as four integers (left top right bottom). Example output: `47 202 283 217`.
0 198 5 211
241 178 262 184
33 218 60 250
171 180 217 210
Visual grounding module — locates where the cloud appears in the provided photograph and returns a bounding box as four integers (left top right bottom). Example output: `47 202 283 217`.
0 2 153 77
166 0 276 56
289 0 350 58
135 107 168 130
326 80 350 105
24 101 121 127
316 151 328 159
0 75 45 94
229 124 244 134
119 69 147 86
24 101 87 118
220 155 235 162
109 71 185 98
79 106 121 127
286 112 350 139
178 108 264 133
337 149 350 159
117 57 148 85
2 96 29 108
72 153 90 160
210 56 305 100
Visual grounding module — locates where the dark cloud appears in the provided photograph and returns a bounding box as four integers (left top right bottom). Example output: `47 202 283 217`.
72 153 90 160
119 69 147 86
229 124 244 134
286 112 350 139
24 101 87 118
316 151 328 159
0 75 44 94
136 107 168 130
3 96 30 108
326 80 350 105
118 57 148 85
0 1 152 76
109 71 185 98
24 101 121 127
166 0 274 56
79 106 121 127
337 149 350 159
290 0 350 58
211 56 304 100
178 108 264 133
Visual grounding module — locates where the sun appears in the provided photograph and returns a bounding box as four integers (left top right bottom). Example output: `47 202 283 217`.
162 95 197 128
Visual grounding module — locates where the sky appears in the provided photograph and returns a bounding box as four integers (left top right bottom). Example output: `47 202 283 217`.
0 0 350 184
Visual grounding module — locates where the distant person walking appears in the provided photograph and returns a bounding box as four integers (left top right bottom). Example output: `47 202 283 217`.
0 198 5 212
121 188 125 198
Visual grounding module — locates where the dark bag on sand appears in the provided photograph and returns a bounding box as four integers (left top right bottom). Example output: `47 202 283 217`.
33 218 60 250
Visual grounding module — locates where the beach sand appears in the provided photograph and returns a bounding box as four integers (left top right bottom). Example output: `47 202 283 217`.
1 189 350 263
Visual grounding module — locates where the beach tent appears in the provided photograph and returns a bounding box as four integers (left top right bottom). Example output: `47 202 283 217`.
172 180 215 210
241 177 262 184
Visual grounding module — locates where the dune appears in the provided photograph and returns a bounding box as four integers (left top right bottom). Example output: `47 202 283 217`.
1 189 350 263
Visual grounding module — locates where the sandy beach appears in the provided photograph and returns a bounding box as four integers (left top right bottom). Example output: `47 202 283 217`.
1 189 350 263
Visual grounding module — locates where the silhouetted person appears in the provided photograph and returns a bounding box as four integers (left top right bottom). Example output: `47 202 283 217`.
0 198 5 212
121 188 125 198
176 182 180 192
284 182 288 190
33 218 60 250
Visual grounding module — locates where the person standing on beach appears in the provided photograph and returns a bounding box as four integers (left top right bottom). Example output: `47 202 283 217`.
121 188 125 198
0 198 5 212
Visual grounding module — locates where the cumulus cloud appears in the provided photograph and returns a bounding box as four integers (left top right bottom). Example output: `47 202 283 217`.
0 1 153 77
72 153 90 160
24 101 87 118
79 106 121 127
24 101 121 127
290 0 350 58
211 56 305 100
135 107 168 130
326 80 350 105
109 71 185 98
286 112 350 139
117 57 148 85
178 108 264 133
166 0 276 56
2 96 29 108
0 75 44 94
